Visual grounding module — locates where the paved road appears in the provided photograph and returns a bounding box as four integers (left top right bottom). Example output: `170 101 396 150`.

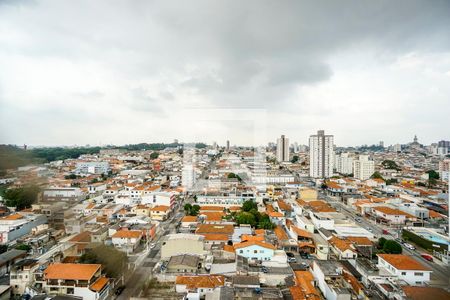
323 194 450 287
116 203 184 299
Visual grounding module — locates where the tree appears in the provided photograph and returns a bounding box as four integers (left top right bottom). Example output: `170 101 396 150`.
371 171 384 180
427 170 439 180
4 185 40 210
385 178 398 185
242 200 257 212
382 240 402 254
64 174 77 180
235 212 256 227
381 160 401 171
0 245 8 254
378 237 387 249
291 155 299 163
15 244 31 252
184 203 192 213
150 152 159 160
79 245 128 278
227 172 242 181
191 204 200 215
258 214 276 229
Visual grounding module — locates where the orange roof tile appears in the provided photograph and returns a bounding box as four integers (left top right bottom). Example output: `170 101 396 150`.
402 286 450 300
182 216 197 222
274 226 289 241
150 205 170 212
195 224 234 235
112 230 142 239
290 226 312 239
234 240 276 250
44 263 100 280
200 233 229 241
90 276 109 292
378 254 430 271
0 213 23 220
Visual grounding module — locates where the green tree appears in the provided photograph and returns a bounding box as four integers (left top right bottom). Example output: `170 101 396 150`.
4 185 40 210
15 244 31 252
291 155 299 163
236 212 256 227
378 237 387 249
382 240 402 254
79 245 128 278
427 170 439 180
227 172 242 181
184 203 192 213
257 214 276 229
242 200 257 212
381 160 401 171
150 152 159 159
0 245 8 254
371 171 385 180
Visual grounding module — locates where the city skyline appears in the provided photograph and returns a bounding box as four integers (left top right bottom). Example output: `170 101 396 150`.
1 1 450 146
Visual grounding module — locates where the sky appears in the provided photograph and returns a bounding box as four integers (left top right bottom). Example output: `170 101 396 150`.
0 0 450 147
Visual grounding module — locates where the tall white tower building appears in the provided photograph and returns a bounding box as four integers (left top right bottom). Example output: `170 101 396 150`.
276 135 290 162
335 153 353 175
353 155 375 180
309 130 334 178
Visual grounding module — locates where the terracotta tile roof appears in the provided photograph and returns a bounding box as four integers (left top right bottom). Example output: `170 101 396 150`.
69 231 92 243
290 226 312 239
428 210 444 219
378 254 430 271
234 240 276 250
402 286 450 300
277 200 292 211
329 236 355 252
200 206 224 211
90 276 109 292
200 211 225 221
112 230 142 239
254 229 265 236
347 236 373 246
175 275 225 289
150 205 170 212
44 263 100 280
374 206 414 217
229 206 241 211
292 271 320 300
182 216 197 222
274 226 289 241
195 224 234 235
241 234 265 242
0 213 23 220
200 234 229 241
223 245 235 253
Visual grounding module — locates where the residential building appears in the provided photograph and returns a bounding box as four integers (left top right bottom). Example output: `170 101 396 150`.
150 205 170 221
38 263 111 300
175 275 224 297
42 187 83 202
438 159 450 182
233 241 276 261
75 161 110 175
377 254 431 285
111 230 142 252
335 153 353 175
276 135 290 162
309 130 334 178
353 155 375 180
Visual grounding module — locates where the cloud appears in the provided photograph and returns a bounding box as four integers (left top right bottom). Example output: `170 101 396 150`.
0 0 449 146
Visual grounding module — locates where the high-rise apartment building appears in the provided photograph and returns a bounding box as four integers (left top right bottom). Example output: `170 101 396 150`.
226 140 230 151
309 130 334 178
276 135 290 162
353 155 375 180
335 153 353 175
439 159 450 182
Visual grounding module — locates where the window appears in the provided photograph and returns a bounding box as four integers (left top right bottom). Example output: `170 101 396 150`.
239 250 243 253
254 250 258 253
414 272 424 276
401 272 406 275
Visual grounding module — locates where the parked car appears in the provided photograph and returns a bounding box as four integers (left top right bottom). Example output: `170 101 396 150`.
301 262 309 268
286 252 295 258
300 252 310 259
382 229 389 235
115 286 125 295
355 218 362 223
421 253 433 262
288 257 297 263
261 266 268 273
149 243 156 249
404 243 416 250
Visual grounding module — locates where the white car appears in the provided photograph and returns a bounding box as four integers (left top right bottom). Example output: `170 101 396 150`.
404 243 415 250
149 243 156 249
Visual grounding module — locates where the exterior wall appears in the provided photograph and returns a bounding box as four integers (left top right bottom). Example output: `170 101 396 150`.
309 130 334 178
0 215 47 244
235 245 274 261
353 155 375 180
377 257 431 285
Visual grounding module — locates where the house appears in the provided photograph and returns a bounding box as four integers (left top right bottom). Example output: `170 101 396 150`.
372 206 412 224
233 241 276 261
0 249 27 276
38 263 111 300
401 286 450 300
10 259 39 296
0 213 47 244
175 275 224 298
111 230 142 252
328 236 357 259
195 224 234 241
161 234 205 259
132 205 151 217
377 254 432 285
150 205 170 221
311 260 353 300
166 254 200 273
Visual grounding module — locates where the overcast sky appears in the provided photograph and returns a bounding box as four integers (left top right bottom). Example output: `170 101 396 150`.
1 0 449 147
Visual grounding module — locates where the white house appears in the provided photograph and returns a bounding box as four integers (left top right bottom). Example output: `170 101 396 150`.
377 254 431 285
233 241 276 261
111 230 142 252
